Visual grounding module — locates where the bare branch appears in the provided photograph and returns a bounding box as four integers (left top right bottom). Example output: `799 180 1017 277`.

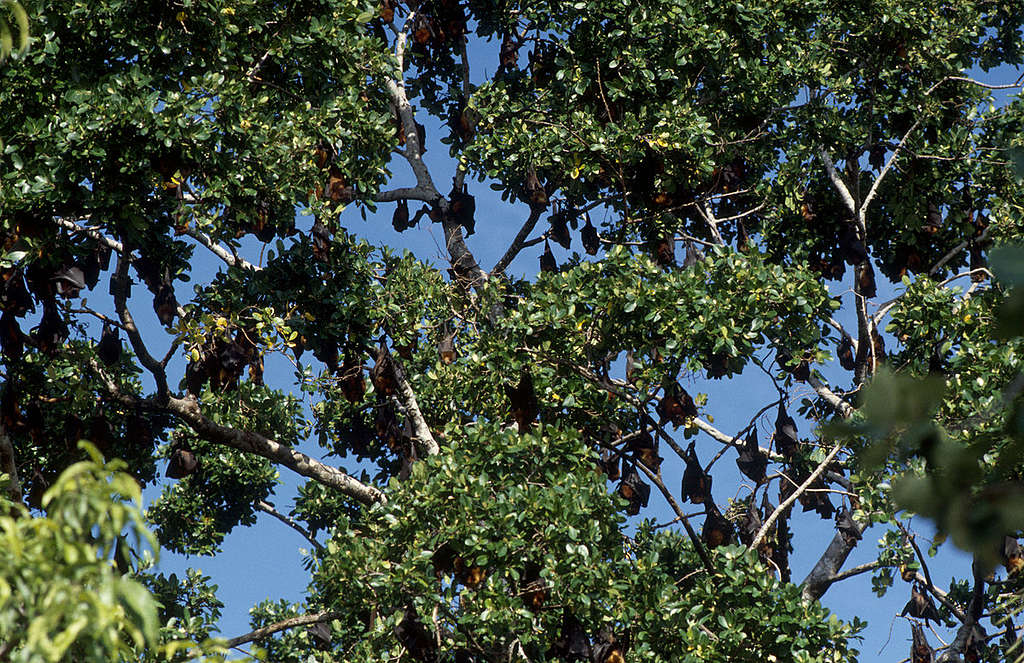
223 610 343 648
830 560 886 584
54 217 124 254
861 119 921 218
491 207 544 276
255 500 324 554
110 256 170 398
633 455 715 573
807 374 854 418
751 441 843 550
819 149 858 217
388 351 439 457
180 228 256 272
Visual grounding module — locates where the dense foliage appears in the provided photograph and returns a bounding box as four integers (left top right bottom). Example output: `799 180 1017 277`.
2 0 1024 661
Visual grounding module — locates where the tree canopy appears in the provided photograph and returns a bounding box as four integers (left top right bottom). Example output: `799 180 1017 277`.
2 0 1024 661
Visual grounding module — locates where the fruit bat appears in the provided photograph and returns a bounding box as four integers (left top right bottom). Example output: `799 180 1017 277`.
521 562 547 611
871 327 886 361
307 621 331 650
454 555 487 589
370 347 396 397
539 240 557 273
738 499 763 546
681 441 712 504
375 405 402 452
969 241 986 283
581 218 600 255
835 508 861 544
656 382 697 426
431 542 457 577
736 220 750 253
96 323 121 366
126 413 154 449
962 622 986 663
591 630 628 663
858 262 877 298
524 168 548 208
924 203 942 234
618 465 650 515
628 430 662 472
838 336 856 371
654 237 675 267
33 301 67 356
208 338 250 392
0 270 34 316
340 355 366 403
51 265 86 298
392 199 410 232
1003 535 1023 576
437 331 456 365
599 448 621 481
153 282 178 326
837 224 868 265
505 368 539 431
774 404 799 458
682 241 703 269
911 623 933 663
549 210 572 249
499 32 519 71
450 184 476 236
395 605 436 663
0 311 24 361
735 428 767 484
166 445 198 479
702 505 734 548
311 220 332 261
548 610 591 662
706 352 729 379
901 582 942 625
326 165 354 203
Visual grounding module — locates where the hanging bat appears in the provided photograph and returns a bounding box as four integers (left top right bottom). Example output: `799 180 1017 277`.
654 237 675 268
96 323 121 366
392 199 410 232
549 209 572 249
450 184 476 236
656 382 697 426
838 336 856 371
682 241 703 269
735 428 767 484
627 430 661 472
437 331 456 364
858 262 877 298
505 368 539 431
681 441 712 504
702 504 734 548
370 346 397 397
548 610 591 662
911 623 933 663
774 404 799 458
394 605 436 663
1003 535 1023 576
618 465 650 515
311 220 332 261
51 265 86 298
539 240 557 273
835 508 861 544
901 582 942 625
166 444 198 479
153 282 178 326
581 218 600 255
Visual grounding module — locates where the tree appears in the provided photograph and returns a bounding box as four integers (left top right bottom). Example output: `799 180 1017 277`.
1 0 1023 660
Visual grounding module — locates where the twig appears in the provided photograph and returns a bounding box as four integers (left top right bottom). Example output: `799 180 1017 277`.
491 207 544 276
751 441 844 550
255 500 324 553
